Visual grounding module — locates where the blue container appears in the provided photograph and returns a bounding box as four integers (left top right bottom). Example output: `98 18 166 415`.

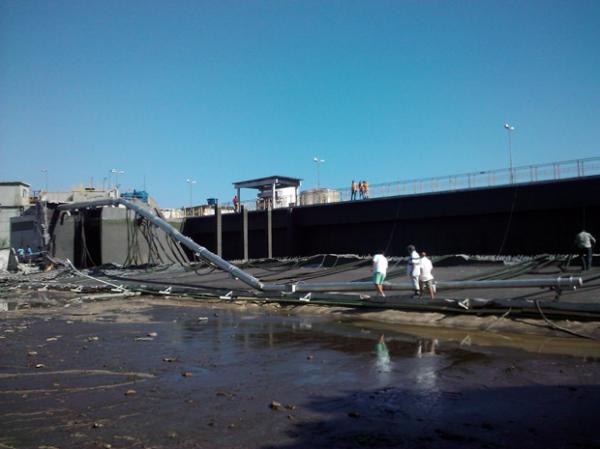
121 190 149 203
206 198 218 206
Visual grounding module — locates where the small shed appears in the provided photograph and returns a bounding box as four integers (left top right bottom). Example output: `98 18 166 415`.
233 176 302 210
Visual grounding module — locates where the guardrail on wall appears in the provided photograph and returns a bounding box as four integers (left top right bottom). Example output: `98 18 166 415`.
225 156 600 212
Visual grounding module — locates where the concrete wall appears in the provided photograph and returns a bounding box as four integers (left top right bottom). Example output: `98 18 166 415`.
10 215 42 250
0 209 22 248
100 207 187 266
0 183 31 248
182 176 600 258
101 207 149 266
49 206 188 267
51 210 76 262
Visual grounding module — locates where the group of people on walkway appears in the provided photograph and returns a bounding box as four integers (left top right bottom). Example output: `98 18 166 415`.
371 245 435 300
351 180 369 200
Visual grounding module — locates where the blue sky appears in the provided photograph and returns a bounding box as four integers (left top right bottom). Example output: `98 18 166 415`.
1 0 599 207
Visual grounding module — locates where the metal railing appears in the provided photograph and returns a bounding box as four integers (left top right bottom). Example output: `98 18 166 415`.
223 156 600 211
335 156 600 202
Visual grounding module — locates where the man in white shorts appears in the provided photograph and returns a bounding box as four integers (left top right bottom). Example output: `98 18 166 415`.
372 251 388 298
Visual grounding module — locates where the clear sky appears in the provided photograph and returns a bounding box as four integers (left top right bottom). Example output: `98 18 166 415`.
1 0 599 207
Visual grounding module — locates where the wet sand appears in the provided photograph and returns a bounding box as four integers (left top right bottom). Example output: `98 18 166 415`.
2 297 600 449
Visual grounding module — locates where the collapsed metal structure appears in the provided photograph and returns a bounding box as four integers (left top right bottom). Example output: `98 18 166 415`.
56 198 583 295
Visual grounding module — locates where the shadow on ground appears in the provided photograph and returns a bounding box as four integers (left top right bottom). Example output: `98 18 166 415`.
263 384 600 449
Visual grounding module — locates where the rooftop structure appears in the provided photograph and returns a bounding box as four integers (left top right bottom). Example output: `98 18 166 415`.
233 175 302 211
0 182 31 208
42 187 116 204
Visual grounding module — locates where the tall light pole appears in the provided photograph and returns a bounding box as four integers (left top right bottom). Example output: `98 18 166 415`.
41 169 48 192
111 168 125 190
186 179 197 209
504 123 515 183
313 156 325 189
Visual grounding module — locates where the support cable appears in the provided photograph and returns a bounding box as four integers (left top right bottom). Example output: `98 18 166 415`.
534 300 598 340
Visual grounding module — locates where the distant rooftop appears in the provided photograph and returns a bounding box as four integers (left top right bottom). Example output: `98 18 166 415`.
0 181 31 187
233 175 302 190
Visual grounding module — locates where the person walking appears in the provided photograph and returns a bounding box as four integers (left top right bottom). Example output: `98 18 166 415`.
233 195 239 212
419 252 435 299
358 181 364 199
372 250 388 298
575 230 596 271
351 180 358 200
363 180 369 199
406 245 421 296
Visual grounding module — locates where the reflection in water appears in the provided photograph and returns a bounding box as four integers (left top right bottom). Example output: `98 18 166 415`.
416 338 439 358
374 334 391 374
414 338 440 391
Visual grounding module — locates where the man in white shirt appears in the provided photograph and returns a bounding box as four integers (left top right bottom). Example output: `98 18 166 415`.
419 252 435 299
406 245 421 296
575 230 596 271
372 251 388 297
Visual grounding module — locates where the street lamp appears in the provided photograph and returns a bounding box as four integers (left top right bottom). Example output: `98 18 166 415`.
504 123 515 183
186 179 197 209
313 156 325 189
111 168 125 190
41 169 48 192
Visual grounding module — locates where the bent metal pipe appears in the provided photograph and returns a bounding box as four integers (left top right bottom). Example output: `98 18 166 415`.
56 199 582 294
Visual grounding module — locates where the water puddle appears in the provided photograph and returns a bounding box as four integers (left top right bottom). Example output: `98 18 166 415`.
2 302 600 448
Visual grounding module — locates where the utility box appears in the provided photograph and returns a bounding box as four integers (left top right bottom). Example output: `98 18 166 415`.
10 214 42 251
300 188 341 206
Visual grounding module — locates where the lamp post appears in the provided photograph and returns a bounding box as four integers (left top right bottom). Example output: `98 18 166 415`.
186 179 196 210
41 169 48 192
504 123 515 183
313 156 325 189
111 168 125 190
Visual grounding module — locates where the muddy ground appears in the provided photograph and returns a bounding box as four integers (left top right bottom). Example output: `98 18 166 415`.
2 296 600 449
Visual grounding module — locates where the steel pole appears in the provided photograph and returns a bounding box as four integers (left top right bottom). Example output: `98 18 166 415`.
56 198 277 292
314 158 324 189
293 277 582 292
508 129 513 183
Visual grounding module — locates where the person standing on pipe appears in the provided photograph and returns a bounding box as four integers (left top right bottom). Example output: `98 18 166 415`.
419 251 436 299
575 230 596 271
406 245 421 297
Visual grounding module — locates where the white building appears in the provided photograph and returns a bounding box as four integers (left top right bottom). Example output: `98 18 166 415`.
0 182 31 248
300 188 341 206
